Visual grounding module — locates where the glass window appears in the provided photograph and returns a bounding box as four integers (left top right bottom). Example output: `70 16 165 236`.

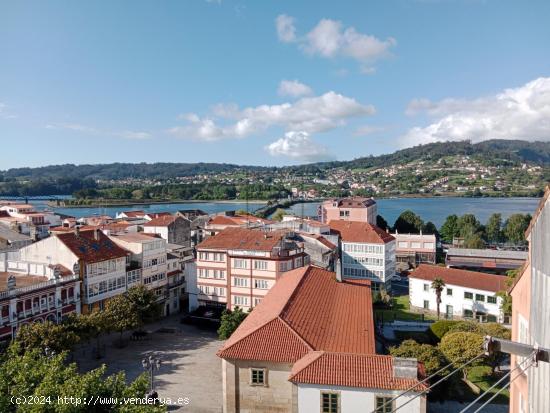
447 288 453 296
423 300 429 309
487 296 497 304
464 292 473 300
250 368 265 385
423 284 429 292
375 396 393 413
475 294 485 302
321 393 339 413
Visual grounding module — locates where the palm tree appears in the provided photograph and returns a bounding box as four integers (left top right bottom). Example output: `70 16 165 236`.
431 277 446 320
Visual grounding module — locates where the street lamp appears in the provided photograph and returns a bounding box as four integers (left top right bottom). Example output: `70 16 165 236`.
142 355 161 399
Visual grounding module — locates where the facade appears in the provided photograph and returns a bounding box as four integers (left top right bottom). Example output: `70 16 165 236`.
330 220 396 291
218 266 426 413
143 215 191 247
393 232 436 266
445 248 527 274
0 271 81 341
319 197 377 225
196 227 308 311
409 264 507 322
17 228 130 313
509 186 550 413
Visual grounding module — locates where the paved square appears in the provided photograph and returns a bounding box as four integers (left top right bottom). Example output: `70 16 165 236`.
75 315 223 412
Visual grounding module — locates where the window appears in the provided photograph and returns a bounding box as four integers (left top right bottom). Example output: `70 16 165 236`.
423 284 429 292
234 259 247 269
447 288 453 296
487 295 497 304
463 309 473 318
250 368 266 385
254 260 268 270
398 241 408 248
464 291 473 300
475 294 485 302
254 279 269 289
233 296 248 306
423 300 429 309
321 392 339 413
375 396 394 413
233 278 248 287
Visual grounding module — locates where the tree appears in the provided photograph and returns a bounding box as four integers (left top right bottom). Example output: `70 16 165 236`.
16 321 80 355
104 294 140 344
127 285 162 327
376 215 389 231
379 288 392 307
272 208 287 222
390 340 448 376
463 232 485 249
439 215 459 243
393 210 424 233
218 307 248 340
431 278 446 320
0 343 164 413
439 332 485 378
485 213 503 244
422 221 438 236
457 214 482 238
503 213 532 244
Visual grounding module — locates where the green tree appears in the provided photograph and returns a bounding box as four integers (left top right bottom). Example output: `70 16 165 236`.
457 214 482 238
104 294 140 344
272 208 287 222
390 339 448 376
0 343 164 413
16 321 80 355
485 213 503 243
439 215 459 243
439 332 484 378
127 285 162 327
393 210 424 233
431 278 446 320
503 213 532 243
376 215 389 231
422 221 438 236
463 232 485 249
218 307 248 340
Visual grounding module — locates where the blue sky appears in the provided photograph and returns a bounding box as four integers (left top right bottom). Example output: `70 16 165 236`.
1 0 549 169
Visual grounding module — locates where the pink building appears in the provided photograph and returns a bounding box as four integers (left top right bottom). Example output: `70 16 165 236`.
393 232 436 266
319 197 377 225
195 227 308 311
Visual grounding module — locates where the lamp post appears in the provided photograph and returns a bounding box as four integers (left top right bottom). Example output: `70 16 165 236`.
142 355 161 398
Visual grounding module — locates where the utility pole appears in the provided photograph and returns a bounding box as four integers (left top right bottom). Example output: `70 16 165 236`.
484 336 550 364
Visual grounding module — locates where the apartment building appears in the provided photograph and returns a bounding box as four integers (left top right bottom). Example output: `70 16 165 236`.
393 232 436 266
0 204 54 240
319 197 377 224
509 186 550 413
0 268 80 341
17 228 129 313
218 266 427 413
195 227 308 311
143 215 191 247
330 220 396 291
409 264 507 322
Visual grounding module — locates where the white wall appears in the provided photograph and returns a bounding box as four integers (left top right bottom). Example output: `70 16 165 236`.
297 383 425 413
341 239 396 287
409 277 503 321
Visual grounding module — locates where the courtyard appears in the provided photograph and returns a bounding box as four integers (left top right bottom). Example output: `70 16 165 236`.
74 315 223 412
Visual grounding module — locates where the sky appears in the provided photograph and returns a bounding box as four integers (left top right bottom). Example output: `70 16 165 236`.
1 0 550 169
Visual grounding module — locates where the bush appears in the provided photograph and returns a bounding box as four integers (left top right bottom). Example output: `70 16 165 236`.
429 320 460 341
390 339 449 377
394 330 433 344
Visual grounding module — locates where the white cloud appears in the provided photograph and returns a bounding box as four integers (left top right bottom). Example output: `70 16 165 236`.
0 102 17 119
116 131 152 140
170 91 375 141
401 77 550 147
353 125 385 136
275 14 296 43
45 122 151 140
276 16 396 72
278 79 313 98
265 131 334 162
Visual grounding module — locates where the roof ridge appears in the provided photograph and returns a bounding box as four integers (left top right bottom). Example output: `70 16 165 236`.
279 266 312 319
216 316 280 356
277 315 316 352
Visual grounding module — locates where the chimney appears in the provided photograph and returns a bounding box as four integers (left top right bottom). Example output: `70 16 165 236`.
335 258 342 282
94 228 100 241
7 274 16 290
393 357 418 379
75 226 80 237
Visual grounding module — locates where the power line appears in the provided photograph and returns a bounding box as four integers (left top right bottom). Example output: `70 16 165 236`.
458 352 535 413
380 352 486 413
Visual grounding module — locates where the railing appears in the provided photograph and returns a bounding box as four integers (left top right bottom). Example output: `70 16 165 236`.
168 277 185 288
2 274 79 298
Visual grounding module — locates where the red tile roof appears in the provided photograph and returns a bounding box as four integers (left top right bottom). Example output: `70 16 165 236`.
410 264 507 293
289 351 427 391
325 197 376 208
329 220 395 244
56 230 129 264
218 266 375 362
121 210 145 218
142 215 177 227
197 227 290 252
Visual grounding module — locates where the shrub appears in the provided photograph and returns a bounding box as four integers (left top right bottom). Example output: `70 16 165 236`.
429 320 460 341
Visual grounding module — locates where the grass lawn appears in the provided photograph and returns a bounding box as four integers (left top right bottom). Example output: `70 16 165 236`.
467 365 510 403
375 295 437 323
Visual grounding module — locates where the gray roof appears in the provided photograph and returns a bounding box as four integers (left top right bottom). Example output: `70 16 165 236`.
0 226 32 242
447 247 528 260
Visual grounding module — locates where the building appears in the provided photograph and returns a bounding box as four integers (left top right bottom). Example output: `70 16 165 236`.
195 227 308 311
409 264 507 322
319 197 377 225
143 215 191 247
445 248 527 274
393 232 436 266
509 186 550 413
218 266 427 413
0 226 32 252
176 209 210 246
329 220 396 291
204 212 272 237
0 204 52 240
17 228 130 313
0 270 81 341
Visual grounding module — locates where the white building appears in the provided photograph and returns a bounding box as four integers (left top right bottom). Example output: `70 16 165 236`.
330 220 396 291
409 264 507 322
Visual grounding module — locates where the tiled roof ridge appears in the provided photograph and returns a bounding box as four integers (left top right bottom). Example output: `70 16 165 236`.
277 314 315 352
